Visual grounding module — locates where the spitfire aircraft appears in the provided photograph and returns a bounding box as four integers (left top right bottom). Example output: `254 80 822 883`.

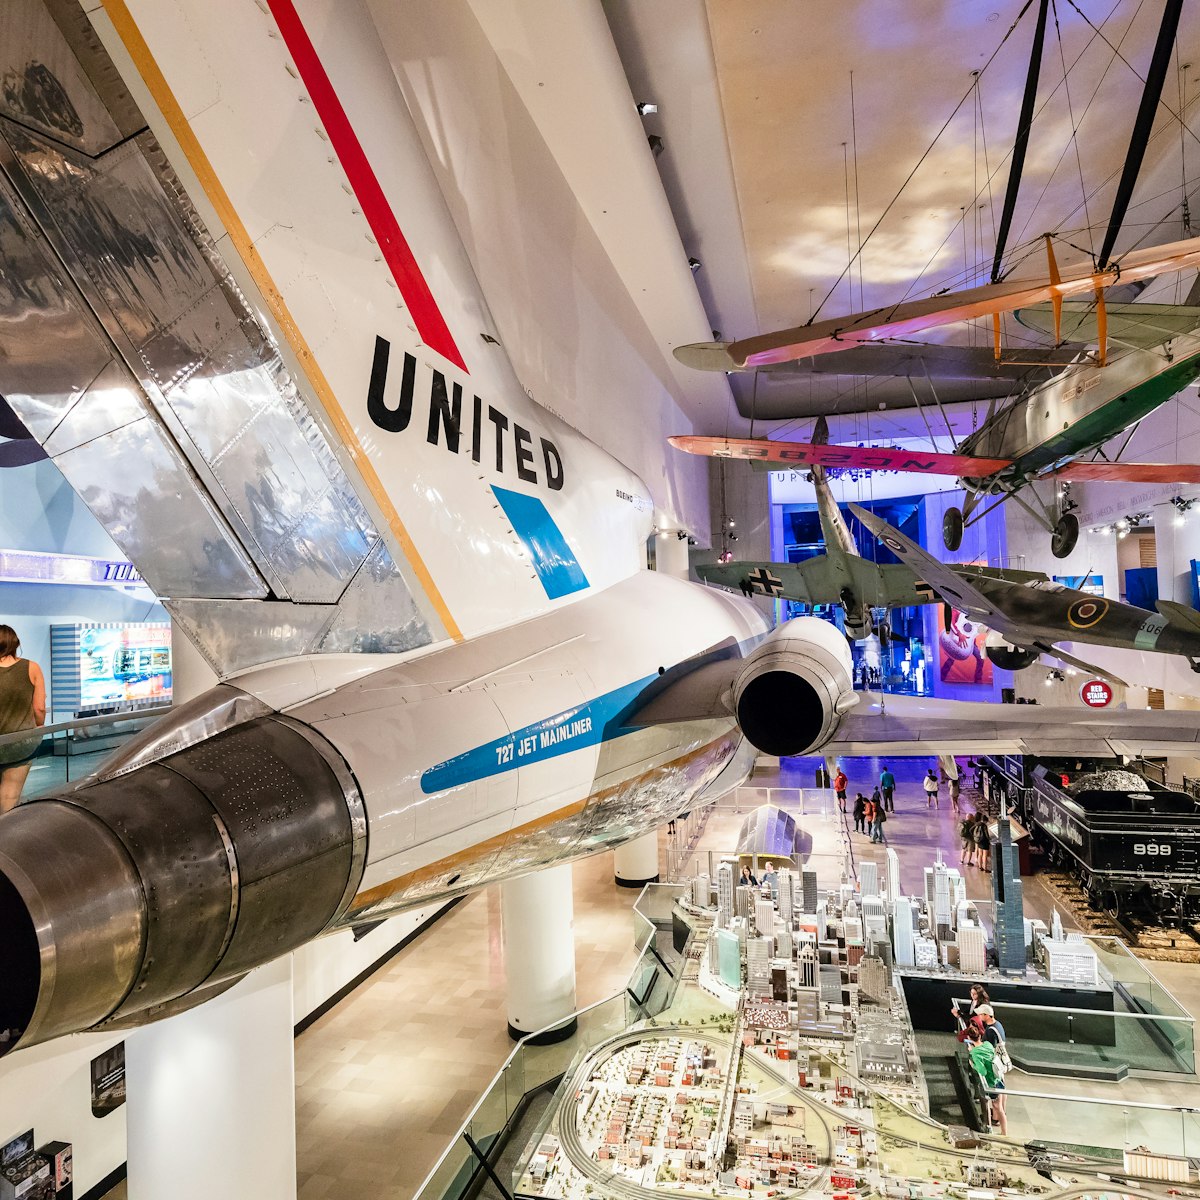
696 419 1043 637
3 0 1200 1063
850 504 1200 682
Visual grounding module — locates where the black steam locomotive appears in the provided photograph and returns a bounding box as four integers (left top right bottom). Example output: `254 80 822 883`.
982 755 1200 917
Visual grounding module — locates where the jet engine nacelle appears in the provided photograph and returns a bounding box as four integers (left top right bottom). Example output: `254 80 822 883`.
984 631 1040 672
732 617 858 757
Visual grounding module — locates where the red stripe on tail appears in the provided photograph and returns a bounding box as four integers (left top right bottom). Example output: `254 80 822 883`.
267 0 468 372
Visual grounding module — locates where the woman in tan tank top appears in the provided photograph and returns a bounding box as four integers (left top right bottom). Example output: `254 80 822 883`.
0 625 45 813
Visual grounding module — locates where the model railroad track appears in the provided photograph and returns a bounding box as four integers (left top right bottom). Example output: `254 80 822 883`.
1041 871 1200 962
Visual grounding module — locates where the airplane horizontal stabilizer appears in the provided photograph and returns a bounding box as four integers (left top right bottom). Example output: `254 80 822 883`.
1036 644 1129 688
827 692 1200 758
669 436 1010 477
1157 599 1200 634
1054 461 1200 482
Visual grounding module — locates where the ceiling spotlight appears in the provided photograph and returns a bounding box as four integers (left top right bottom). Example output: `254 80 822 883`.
677 530 688 541
1044 667 1065 686
687 536 697 546
728 518 736 527
1172 495 1195 515
687 257 702 272
636 101 659 116
718 549 733 564
648 134 665 158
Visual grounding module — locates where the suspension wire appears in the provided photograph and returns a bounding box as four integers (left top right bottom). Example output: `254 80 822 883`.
978 72 1000 265
805 0 1037 326
1065 0 1200 149
897 1 1118 305
1052 0 1096 259
842 141 855 313
851 72 866 311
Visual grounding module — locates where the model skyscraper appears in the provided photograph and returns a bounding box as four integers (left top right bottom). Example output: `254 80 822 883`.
992 801 1026 974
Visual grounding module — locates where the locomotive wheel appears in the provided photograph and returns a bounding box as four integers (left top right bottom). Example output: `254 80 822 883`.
1051 512 1080 558
943 506 964 552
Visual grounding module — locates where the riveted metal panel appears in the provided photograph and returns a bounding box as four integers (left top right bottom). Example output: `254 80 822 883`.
0 0 125 156
166 598 336 675
54 416 267 598
162 717 357 978
317 540 431 654
95 683 272 782
60 764 236 1017
0 174 114 440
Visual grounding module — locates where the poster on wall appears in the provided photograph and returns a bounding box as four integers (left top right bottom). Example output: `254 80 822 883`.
50 623 172 714
937 608 992 685
90 1043 126 1118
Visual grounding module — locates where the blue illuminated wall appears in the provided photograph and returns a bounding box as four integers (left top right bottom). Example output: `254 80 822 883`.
771 485 1013 702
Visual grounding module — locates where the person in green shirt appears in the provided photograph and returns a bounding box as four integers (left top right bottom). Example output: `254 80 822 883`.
965 1027 1007 1135
879 765 896 812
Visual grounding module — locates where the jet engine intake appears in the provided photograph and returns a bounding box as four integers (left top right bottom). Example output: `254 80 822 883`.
733 617 857 757
0 711 365 1057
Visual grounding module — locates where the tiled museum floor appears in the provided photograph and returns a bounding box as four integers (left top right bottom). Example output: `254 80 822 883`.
102 756 1200 1198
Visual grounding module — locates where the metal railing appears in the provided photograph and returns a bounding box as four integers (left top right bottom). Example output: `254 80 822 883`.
0 706 170 797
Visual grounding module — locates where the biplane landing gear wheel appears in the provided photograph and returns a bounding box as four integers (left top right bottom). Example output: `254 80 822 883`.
1051 512 1079 558
943 506 964 552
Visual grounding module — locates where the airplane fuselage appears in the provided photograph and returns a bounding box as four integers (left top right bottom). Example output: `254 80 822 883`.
958 337 1200 491
976 577 1200 660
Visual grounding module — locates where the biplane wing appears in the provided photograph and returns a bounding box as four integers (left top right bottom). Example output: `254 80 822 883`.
676 235 1200 370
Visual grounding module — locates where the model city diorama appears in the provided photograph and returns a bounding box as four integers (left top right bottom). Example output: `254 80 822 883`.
515 799 1178 1200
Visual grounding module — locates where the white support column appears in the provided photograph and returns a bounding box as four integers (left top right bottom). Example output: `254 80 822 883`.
501 865 577 1043
655 528 691 580
125 957 297 1200
614 831 660 888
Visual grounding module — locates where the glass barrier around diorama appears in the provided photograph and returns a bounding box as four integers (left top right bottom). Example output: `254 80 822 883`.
989 998 1195 1077
1000 1084 1200 1159
413 891 692 1200
0 705 171 798
1085 934 1193 1022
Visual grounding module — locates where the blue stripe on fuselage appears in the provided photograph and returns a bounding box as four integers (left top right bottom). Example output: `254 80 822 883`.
420 674 656 794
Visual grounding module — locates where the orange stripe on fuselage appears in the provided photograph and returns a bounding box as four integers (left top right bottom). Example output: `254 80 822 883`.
99 0 463 642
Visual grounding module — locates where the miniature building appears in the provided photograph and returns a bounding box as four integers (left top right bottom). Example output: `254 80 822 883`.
957 921 987 975
716 860 736 928
991 802 1026 974
1038 932 1100 985
859 859 879 897
892 896 915 967
885 848 901 903
858 954 888 1003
